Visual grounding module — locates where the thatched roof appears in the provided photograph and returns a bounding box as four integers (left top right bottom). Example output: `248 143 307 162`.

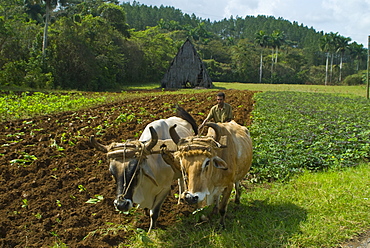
161 39 212 89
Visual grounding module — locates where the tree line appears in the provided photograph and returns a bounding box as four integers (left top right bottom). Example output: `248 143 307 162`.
0 0 367 91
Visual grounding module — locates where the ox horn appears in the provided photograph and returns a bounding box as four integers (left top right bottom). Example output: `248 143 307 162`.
169 124 181 145
145 126 159 151
205 122 221 142
90 135 108 153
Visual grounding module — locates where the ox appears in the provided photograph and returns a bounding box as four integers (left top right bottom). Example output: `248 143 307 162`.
90 107 197 232
168 121 252 227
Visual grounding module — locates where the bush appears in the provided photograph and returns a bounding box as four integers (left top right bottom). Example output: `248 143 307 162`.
0 61 26 87
343 73 364 85
0 57 54 89
305 65 326 85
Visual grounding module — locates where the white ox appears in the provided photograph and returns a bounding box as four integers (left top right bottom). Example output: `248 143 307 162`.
90 107 197 232
168 121 252 227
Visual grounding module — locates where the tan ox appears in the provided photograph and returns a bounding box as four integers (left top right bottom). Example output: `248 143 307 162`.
168 121 252 227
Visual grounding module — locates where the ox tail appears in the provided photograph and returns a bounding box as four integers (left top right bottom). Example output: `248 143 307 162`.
175 105 198 135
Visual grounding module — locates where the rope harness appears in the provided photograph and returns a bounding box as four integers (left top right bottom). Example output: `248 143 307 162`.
107 140 148 197
180 158 189 193
176 137 217 194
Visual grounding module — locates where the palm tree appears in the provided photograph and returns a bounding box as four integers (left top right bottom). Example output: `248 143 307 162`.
335 35 351 82
320 32 338 85
24 0 44 24
42 0 70 56
319 34 331 85
327 32 339 84
271 30 285 64
348 42 365 72
268 34 275 78
188 22 211 43
269 30 285 80
255 30 269 83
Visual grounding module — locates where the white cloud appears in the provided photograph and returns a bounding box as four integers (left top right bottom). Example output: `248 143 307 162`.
224 0 281 18
317 0 370 44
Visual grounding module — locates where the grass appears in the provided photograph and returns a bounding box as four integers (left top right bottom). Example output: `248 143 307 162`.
213 82 369 98
129 163 370 248
114 81 369 98
1 82 368 97
120 83 162 90
258 164 370 247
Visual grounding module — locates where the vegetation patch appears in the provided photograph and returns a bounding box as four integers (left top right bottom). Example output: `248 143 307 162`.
0 91 107 122
250 91 370 182
0 88 369 247
135 163 370 248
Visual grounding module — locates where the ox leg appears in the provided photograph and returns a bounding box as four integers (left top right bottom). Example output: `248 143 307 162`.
211 195 220 216
148 189 170 233
219 186 232 228
177 178 185 204
234 181 241 204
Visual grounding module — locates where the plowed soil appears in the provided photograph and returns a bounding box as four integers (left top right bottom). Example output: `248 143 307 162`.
0 90 256 247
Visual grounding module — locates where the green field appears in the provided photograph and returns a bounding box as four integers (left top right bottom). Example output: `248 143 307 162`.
213 82 369 97
1 83 369 247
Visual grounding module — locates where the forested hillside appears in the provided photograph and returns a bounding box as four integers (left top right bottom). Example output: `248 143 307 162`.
0 0 367 91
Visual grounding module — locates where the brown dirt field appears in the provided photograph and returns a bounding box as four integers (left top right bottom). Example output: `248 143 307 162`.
0 90 256 247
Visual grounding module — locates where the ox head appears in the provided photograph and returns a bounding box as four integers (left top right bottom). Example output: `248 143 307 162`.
169 123 227 205
90 127 158 212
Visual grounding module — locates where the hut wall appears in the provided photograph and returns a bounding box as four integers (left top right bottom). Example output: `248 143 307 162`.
161 40 212 88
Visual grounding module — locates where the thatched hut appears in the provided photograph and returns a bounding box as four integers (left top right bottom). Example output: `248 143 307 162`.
161 39 212 88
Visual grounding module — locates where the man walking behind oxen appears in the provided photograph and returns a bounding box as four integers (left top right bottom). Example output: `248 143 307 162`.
198 92 233 131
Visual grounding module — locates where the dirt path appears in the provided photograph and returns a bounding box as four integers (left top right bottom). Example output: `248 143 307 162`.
339 231 370 248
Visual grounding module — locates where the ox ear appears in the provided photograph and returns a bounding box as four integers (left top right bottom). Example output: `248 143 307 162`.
141 163 159 187
212 156 228 170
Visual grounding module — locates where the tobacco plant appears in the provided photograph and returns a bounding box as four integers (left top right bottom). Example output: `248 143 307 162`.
250 91 370 182
0 91 109 122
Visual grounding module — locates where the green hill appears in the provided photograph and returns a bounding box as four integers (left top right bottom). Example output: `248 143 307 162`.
0 0 367 91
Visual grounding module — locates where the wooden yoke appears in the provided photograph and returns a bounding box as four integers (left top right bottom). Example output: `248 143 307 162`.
149 139 178 154
106 139 177 158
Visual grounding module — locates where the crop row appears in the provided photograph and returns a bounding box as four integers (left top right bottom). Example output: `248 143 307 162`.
0 91 115 123
250 91 370 182
0 90 199 123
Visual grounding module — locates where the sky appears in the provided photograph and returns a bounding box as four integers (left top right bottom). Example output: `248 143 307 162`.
126 0 370 46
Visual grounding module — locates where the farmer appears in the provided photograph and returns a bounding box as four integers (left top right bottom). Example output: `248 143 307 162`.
198 92 233 131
